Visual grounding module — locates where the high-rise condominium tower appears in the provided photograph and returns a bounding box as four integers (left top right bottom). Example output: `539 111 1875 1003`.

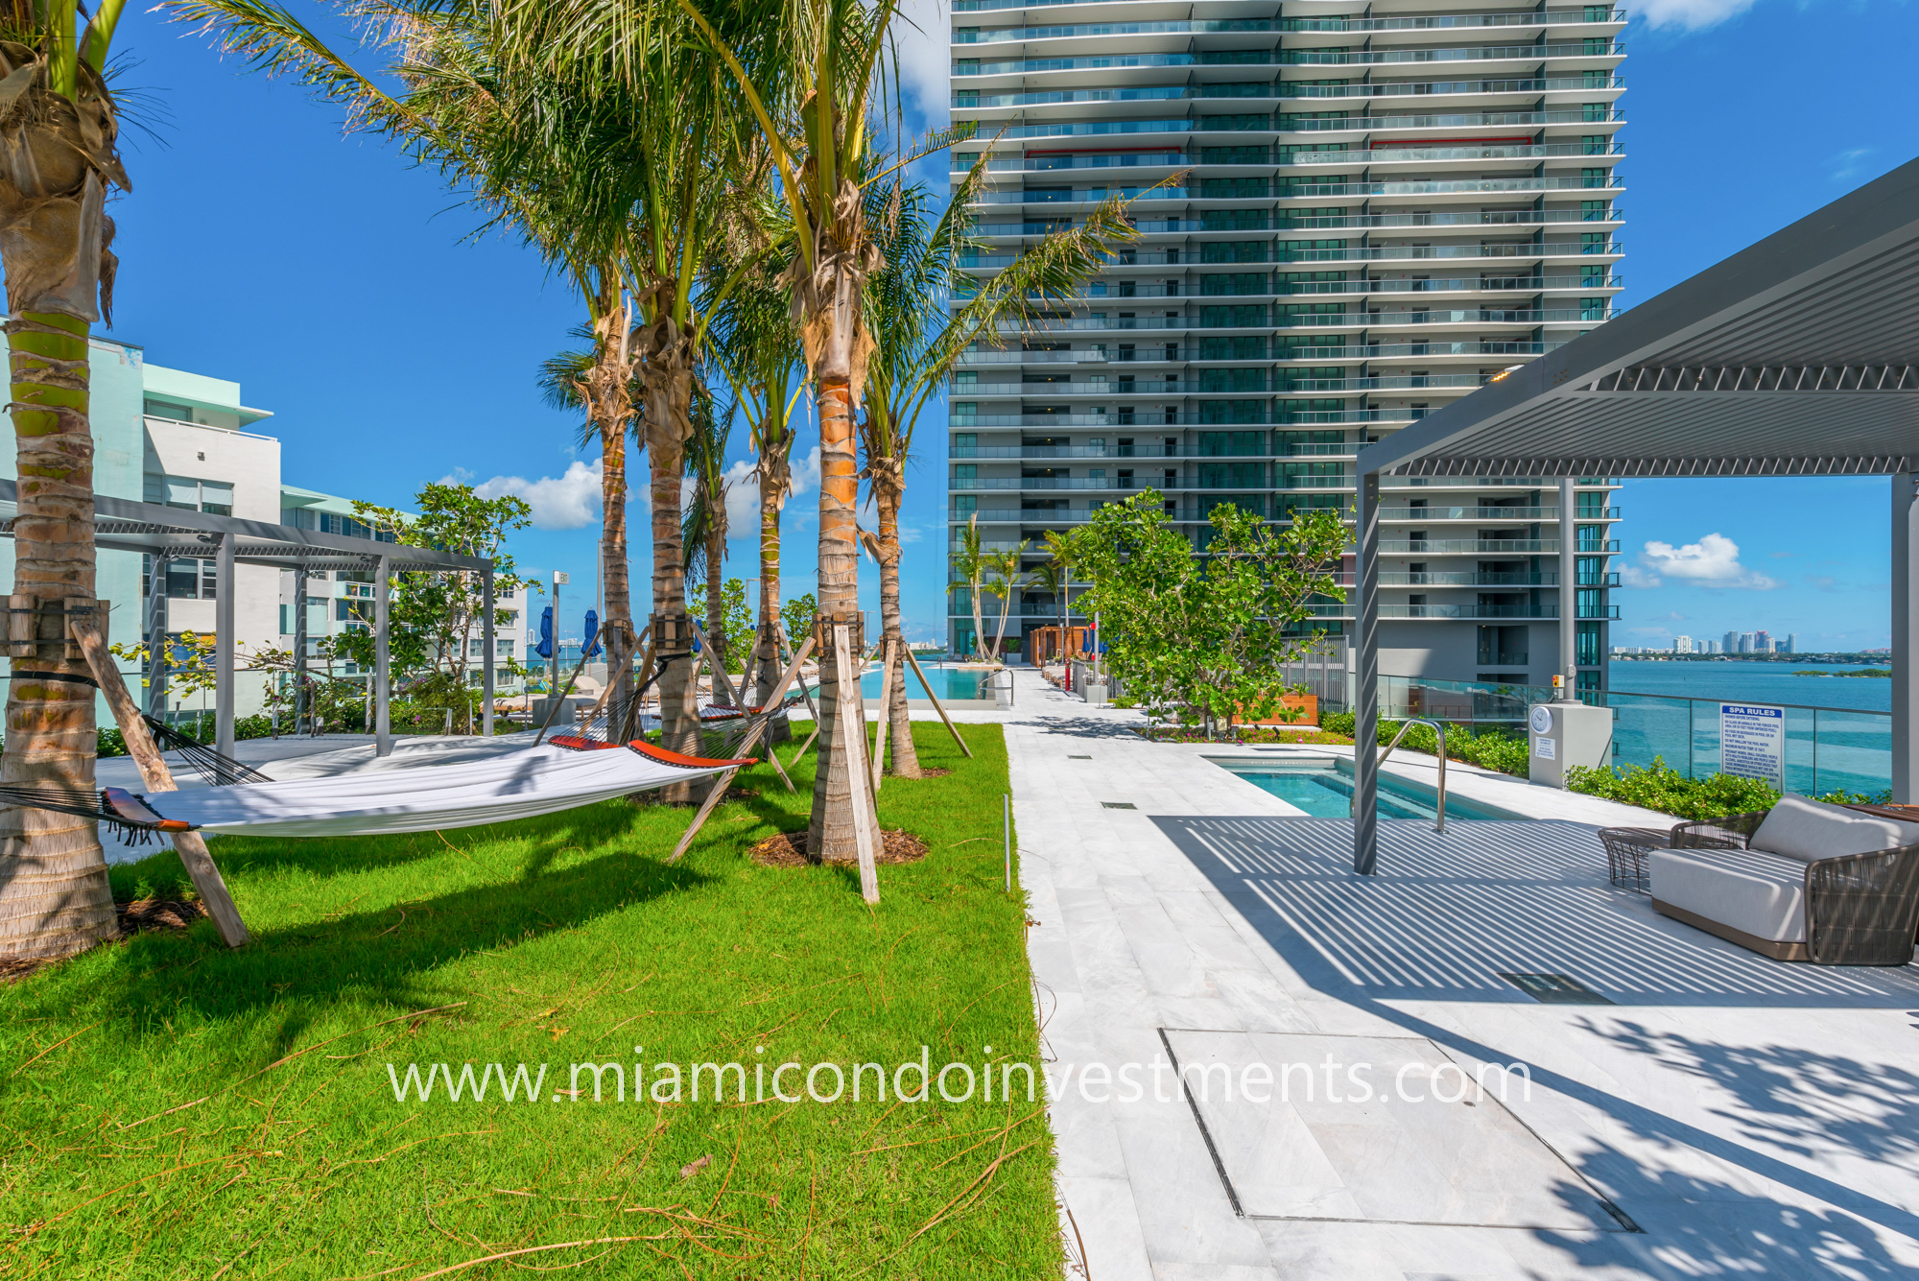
947 0 1625 692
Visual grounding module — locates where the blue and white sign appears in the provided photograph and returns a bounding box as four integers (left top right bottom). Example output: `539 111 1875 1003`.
1719 702 1785 791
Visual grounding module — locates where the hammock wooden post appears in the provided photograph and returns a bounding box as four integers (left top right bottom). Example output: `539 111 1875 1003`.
690 618 743 711
666 635 818 859
779 631 821 721
870 638 893 795
904 647 973 759
534 638 597 746
833 624 882 904
70 613 250 949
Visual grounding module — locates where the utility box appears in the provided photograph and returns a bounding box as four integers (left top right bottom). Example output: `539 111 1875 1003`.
1527 701 1613 788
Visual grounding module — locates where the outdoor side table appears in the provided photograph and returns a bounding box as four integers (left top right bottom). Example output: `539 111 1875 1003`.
1599 827 1670 893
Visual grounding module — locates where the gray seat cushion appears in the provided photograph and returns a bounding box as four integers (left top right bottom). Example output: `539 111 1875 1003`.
1651 847 1806 943
1749 794 1919 864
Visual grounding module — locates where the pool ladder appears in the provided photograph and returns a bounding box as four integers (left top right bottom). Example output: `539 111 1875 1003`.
1352 717 1448 835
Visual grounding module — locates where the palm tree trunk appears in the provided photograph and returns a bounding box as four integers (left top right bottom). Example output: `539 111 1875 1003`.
705 493 730 706
754 441 790 742
876 488 920 777
969 578 987 663
807 372 867 861
591 299 634 736
0 305 116 959
644 366 699 802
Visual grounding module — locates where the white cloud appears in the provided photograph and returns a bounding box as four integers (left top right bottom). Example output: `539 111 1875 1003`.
1831 146 1876 184
1634 0 1756 30
892 0 950 124
713 447 822 537
1626 532 1783 590
466 458 604 530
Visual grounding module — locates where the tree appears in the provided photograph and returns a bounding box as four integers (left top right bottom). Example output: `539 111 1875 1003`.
682 383 735 699
706 223 805 722
860 159 1138 774
983 543 1028 663
719 578 753 674
0 3 138 959
334 484 532 734
1072 493 1348 739
782 592 817 654
951 515 988 661
681 0 913 859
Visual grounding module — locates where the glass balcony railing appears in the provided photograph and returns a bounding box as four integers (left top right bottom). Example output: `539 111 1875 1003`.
968 209 1623 237
1278 75 1625 99
1278 142 1624 166
950 409 1419 428
954 19 1272 43
1281 40 1622 65
1284 108 1624 132
1604 691 1891 798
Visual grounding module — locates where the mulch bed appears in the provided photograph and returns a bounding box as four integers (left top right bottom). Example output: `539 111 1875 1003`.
1 899 210 985
749 829 930 868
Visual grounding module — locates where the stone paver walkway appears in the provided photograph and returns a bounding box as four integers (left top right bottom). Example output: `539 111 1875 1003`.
1004 670 1919 1280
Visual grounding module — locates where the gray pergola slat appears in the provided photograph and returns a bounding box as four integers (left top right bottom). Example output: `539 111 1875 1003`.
0 480 499 754
1345 155 1919 876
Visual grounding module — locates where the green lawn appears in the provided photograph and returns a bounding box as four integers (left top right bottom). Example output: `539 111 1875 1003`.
0 723 1058 1279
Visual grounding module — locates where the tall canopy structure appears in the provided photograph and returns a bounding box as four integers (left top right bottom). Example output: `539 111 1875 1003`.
1351 156 1919 874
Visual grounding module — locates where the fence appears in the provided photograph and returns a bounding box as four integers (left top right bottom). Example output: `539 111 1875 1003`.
1602 690 1891 798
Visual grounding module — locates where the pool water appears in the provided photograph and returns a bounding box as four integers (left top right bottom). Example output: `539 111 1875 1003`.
1213 755 1526 821
811 665 992 701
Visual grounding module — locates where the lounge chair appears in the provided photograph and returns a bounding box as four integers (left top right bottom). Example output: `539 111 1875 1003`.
1649 795 1919 965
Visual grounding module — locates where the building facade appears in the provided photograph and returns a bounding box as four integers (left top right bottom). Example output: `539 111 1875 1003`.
0 335 524 726
946 0 1624 694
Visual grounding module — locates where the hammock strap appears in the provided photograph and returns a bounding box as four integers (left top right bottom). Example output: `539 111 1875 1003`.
141 714 276 787
0 784 190 846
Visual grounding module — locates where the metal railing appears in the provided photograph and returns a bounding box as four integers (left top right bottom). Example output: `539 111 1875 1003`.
1601 689 1892 798
1367 717 1449 834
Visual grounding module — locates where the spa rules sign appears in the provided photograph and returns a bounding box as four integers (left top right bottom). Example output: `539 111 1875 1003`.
1719 702 1785 791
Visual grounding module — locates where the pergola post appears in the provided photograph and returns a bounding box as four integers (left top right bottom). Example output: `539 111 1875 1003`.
1353 469 1381 876
481 567 495 737
375 553 393 757
292 567 307 734
1895 472 1918 804
1559 476 1577 698
215 533 236 759
145 554 168 720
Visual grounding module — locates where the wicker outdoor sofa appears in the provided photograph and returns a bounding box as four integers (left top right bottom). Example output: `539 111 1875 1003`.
1650 795 1919 966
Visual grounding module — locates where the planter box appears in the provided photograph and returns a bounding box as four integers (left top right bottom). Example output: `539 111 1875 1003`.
1230 693 1318 729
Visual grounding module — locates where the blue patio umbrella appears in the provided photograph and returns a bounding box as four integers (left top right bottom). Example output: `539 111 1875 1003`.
583 609 602 659
535 605 554 660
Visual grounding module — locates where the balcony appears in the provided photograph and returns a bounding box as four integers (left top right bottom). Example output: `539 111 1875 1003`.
1278 142 1624 167
1280 41 1623 67
1283 8 1621 32
948 410 1418 427
1379 505 1557 520
1277 75 1625 100
1278 241 1620 262
970 186 1189 204
1275 209 1622 232
1275 175 1626 200
947 373 1493 394
1273 306 1617 328
1376 603 1619 619
953 19 1273 44
1285 109 1623 132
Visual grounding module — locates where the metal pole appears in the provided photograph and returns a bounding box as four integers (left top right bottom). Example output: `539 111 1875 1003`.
1353 469 1381 876
1893 472 1918 803
482 567 495 737
215 533 236 760
375 553 393 757
292 566 307 734
1559 476 1577 701
145 553 169 721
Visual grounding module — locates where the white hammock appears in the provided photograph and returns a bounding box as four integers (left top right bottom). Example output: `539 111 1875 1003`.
103 741 749 840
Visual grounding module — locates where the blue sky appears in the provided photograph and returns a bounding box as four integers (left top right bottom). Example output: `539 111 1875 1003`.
97 0 1915 650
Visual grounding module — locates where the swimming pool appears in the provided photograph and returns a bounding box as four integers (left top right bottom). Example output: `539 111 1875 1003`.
802 665 991 701
1211 755 1527 821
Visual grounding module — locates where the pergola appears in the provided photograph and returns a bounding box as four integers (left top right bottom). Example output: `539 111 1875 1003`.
0 482 499 759
1350 156 1919 875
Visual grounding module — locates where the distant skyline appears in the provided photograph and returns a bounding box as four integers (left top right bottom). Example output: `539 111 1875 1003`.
89 0 1919 648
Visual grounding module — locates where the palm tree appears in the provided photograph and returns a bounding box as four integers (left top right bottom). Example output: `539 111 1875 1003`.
951 515 989 663
682 382 735 703
861 158 1138 774
1025 556 1065 665
984 543 1029 663
706 234 806 731
681 0 913 860
0 2 137 959
1040 528 1080 663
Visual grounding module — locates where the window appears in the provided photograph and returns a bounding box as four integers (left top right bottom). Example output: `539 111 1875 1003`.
498 638 513 657
1198 430 1264 455
1200 177 1267 199
143 398 195 422
142 553 216 600
145 474 234 515
952 464 978 482
1201 273 1267 296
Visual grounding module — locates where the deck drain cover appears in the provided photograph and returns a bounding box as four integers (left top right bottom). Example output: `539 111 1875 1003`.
1102 801 1137 810
1068 755 1091 760
1499 972 1613 1005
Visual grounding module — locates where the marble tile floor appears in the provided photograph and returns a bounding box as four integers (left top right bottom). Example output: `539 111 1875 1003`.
1003 669 1919 1280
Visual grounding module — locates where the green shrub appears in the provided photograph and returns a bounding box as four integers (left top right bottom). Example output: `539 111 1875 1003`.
1564 758 1781 821
1311 710 1528 778
97 728 127 758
